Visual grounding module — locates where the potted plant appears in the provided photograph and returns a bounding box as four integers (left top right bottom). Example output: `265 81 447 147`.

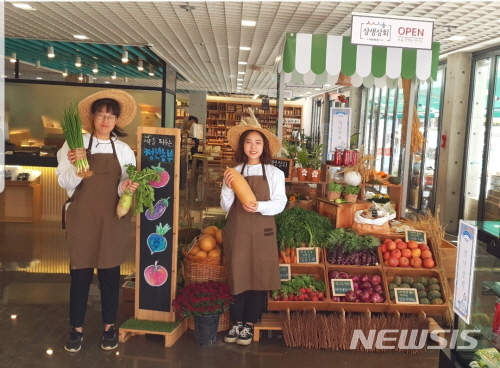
307 143 325 182
327 182 343 201
172 281 233 345
296 148 310 181
343 185 361 203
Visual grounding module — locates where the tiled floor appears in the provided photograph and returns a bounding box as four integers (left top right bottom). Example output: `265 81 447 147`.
0 171 444 367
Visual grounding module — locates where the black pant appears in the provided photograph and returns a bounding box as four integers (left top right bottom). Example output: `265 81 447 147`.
69 266 120 328
229 290 266 325
191 138 199 157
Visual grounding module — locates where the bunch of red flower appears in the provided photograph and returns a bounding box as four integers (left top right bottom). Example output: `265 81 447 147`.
172 281 233 318
338 95 347 103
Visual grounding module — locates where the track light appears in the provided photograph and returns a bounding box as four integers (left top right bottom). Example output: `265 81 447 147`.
137 60 144 71
35 60 41 68
62 69 68 77
92 63 98 73
78 73 83 81
10 53 16 63
121 49 128 63
111 71 117 79
75 56 81 67
149 66 154 76
253 94 259 99
124 76 128 82
47 46 55 58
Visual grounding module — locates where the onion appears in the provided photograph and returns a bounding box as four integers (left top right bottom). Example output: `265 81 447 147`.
338 272 349 279
373 284 383 293
371 293 384 303
331 296 341 302
368 289 375 295
344 291 357 302
352 282 360 290
328 270 339 280
360 275 369 283
355 289 363 296
370 275 382 285
351 275 360 283
360 281 372 290
359 291 371 302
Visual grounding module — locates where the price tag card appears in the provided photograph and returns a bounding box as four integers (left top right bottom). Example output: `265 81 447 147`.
296 247 319 264
331 279 354 296
279 264 291 282
405 230 427 244
394 288 419 304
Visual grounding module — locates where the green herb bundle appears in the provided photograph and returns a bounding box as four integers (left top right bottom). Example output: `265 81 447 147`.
344 185 361 195
60 102 92 177
327 182 343 192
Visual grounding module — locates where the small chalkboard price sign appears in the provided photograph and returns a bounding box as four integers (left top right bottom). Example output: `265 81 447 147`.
279 264 291 281
331 279 354 296
405 230 427 244
271 158 293 181
394 288 419 304
296 247 319 264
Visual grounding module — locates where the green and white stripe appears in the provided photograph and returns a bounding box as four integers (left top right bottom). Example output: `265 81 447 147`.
280 33 440 88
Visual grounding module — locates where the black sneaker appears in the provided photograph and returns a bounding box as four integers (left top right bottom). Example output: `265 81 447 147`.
236 324 253 346
64 329 83 352
101 326 118 350
224 323 242 343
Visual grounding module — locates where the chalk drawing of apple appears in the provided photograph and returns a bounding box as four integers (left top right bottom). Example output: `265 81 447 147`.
144 261 168 287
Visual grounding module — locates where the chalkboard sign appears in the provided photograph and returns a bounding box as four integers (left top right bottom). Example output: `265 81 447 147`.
394 288 419 304
136 127 180 322
405 230 427 244
279 264 291 281
331 279 354 296
296 247 319 264
271 158 293 181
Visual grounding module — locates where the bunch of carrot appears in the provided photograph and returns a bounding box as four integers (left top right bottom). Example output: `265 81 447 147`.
279 247 297 264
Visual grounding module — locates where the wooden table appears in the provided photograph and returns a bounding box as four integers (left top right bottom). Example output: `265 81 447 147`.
316 197 372 228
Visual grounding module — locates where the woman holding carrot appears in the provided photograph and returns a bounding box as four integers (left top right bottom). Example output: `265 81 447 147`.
56 89 138 352
221 113 286 345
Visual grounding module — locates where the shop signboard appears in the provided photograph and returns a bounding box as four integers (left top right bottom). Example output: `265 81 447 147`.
405 230 427 244
453 220 478 324
296 247 319 264
351 13 434 50
394 288 419 304
328 108 351 155
262 98 270 111
279 264 291 282
136 127 180 322
331 279 354 296
271 158 293 181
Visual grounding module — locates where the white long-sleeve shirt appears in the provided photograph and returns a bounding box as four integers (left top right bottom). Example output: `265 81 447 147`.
220 163 287 216
56 133 136 199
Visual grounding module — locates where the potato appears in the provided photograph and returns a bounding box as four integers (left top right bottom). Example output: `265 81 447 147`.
226 167 256 207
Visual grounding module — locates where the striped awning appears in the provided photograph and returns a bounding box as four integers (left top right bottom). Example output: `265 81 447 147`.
279 33 440 89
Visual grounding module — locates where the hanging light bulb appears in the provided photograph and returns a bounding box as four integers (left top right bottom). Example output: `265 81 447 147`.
47 46 55 58
92 63 98 73
78 73 83 81
62 69 68 77
137 60 144 71
35 60 41 68
10 53 17 63
149 65 154 76
75 56 82 67
121 49 128 63
111 71 117 79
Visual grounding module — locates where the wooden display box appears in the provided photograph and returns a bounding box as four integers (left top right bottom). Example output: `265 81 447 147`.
267 264 329 311
440 239 457 280
316 197 372 229
326 265 390 312
385 268 449 314
323 247 383 269
0 181 42 222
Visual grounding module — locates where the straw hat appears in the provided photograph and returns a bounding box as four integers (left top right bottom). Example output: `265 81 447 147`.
78 89 137 132
227 108 281 157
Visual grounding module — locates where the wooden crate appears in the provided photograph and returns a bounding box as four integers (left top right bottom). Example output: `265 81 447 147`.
316 197 372 229
326 265 390 312
440 239 457 280
385 268 449 315
267 264 329 311
279 247 324 265
377 236 440 272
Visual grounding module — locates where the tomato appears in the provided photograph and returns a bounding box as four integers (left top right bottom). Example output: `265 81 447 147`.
407 240 418 249
387 257 399 267
421 250 433 259
423 258 435 268
383 251 391 261
410 257 422 268
380 244 387 253
401 249 412 258
396 242 408 250
387 241 397 251
418 243 430 251
398 257 410 267
391 249 401 259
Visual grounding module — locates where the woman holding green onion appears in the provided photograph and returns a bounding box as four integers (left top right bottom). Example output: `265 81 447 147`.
56 89 138 353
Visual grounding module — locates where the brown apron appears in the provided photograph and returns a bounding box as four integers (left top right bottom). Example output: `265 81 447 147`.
222 164 281 295
64 135 133 269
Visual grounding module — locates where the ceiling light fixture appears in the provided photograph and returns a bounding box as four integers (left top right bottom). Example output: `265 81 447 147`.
105 81 110 84
78 73 83 81
238 61 247 65
35 60 41 68
237 78 244 81
240 46 251 51
36 77 42 80
111 71 117 79
241 20 256 27
121 49 129 63
446 35 466 41
137 60 144 71
149 66 154 76
324 83 331 87
75 56 81 67
314 88 320 90
253 94 259 99
47 46 55 58
13 3 33 9
10 53 16 63
92 63 98 73
62 69 68 77
73 35 87 40
238 72 245 74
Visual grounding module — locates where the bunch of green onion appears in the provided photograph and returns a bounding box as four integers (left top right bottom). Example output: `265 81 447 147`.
60 102 93 178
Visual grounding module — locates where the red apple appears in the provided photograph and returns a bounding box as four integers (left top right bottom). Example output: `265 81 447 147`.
144 261 168 286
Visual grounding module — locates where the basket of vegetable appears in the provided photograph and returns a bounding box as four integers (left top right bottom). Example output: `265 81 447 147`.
327 267 389 312
268 265 329 311
325 228 381 267
343 185 361 203
182 225 225 265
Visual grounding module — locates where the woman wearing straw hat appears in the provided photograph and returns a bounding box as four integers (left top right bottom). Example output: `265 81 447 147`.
221 110 287 345
56 89 138 352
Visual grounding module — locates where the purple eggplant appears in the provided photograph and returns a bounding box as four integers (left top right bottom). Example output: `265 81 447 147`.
145 197 170 221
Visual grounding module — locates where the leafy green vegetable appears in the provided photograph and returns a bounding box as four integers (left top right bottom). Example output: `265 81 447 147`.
327 228 380 252
271 274 325 299
327 182 343 192
125 164 160 214
344 185 361 195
